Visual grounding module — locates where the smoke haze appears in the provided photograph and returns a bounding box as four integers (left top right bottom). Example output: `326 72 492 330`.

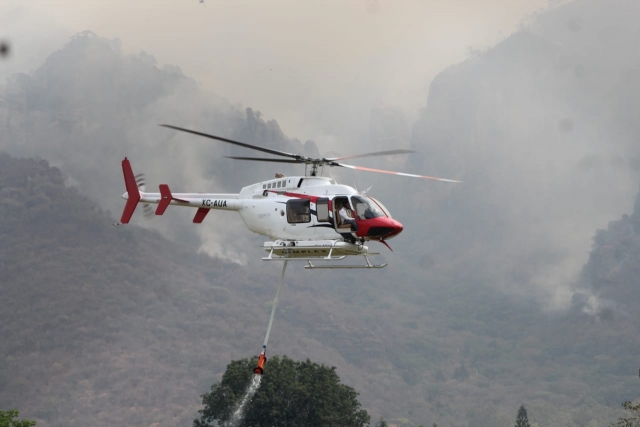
7 0 550 148
2 0 639 306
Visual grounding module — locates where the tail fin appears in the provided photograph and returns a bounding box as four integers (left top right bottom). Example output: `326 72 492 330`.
156 184 172 215
120 157 141 223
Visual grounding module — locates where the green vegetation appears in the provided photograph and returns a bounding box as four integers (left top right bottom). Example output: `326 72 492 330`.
0 410 36 427
610 402 640 427
194 356 369 427
515 405 530 427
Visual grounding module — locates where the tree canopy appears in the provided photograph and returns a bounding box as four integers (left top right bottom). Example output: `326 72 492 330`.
0 409 36 427
515 405 530 427
194 356 370 427
610 401 640 427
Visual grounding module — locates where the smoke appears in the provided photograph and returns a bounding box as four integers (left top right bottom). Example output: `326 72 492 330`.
3 1 640 310
0 31 275 263
0 4 69 84
399 0 640 311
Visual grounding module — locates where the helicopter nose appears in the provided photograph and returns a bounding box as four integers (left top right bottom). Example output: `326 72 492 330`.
388 219 404 238
365 218 403 239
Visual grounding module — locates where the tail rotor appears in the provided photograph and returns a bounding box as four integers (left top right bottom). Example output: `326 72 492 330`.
135 173 154 219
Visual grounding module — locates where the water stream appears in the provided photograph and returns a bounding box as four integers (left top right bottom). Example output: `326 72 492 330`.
228 374 262 426
227 261 288 426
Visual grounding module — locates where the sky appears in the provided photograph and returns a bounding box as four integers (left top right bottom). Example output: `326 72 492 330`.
4 0 553 146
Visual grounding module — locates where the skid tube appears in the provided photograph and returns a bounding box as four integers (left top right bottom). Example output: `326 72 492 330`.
305 253 387 269
262 239 386 268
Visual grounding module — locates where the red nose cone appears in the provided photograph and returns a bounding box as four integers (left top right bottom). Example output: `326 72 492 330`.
392 219 404 237
361 217 404 239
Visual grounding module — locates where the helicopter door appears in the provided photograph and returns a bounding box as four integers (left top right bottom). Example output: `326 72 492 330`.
333 197 356 232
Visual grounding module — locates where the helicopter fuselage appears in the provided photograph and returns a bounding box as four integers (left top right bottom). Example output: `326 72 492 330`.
122 172 403 242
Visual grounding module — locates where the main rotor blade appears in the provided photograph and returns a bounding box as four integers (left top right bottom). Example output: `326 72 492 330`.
326 149 416 162
336 162 462 183
161 124 301 160
226 156 302 164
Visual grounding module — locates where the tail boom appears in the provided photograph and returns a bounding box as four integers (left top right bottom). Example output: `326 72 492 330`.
119 158 240 224
139 193 242 211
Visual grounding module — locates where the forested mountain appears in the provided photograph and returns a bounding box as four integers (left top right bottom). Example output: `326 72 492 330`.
405 0 640 307
1 152 637 427
578 188 640 315
0 30 320 264
2 1 640 426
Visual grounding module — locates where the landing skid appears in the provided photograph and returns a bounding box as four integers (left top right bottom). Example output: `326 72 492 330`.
305 253 387 269
262 239 387 269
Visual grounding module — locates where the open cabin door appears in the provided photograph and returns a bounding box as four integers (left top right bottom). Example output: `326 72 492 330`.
333 196 357 234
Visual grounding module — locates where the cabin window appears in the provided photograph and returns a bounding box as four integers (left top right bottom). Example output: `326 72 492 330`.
286 199 311 223
277 181 282 188
268 183 272 189
263 184 266 189
316 198 329 222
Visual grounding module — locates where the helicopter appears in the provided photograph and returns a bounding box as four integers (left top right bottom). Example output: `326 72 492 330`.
119 124 460 268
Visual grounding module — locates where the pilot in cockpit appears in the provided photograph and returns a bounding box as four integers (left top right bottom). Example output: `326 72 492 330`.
339 200 358 232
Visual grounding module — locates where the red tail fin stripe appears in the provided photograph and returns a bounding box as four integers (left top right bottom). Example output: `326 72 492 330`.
120 158 141 224
193 208 210 223
156 184 172 215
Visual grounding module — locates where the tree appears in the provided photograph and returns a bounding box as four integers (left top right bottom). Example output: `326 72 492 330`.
0 409 36 427
610 401 640 427
515 405 531 427
194 356 370 427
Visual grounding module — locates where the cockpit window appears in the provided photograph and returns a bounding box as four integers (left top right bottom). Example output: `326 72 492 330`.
350 195 385 220
368 196 391 218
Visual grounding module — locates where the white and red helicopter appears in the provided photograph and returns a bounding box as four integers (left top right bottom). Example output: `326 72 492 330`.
119 125 460 268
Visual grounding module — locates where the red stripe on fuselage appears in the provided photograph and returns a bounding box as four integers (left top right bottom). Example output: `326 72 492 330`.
268 190 321 203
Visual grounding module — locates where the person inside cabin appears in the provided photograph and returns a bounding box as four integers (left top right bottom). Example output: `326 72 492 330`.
339 200 358 232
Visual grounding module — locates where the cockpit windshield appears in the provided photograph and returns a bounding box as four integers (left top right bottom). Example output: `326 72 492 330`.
350 195 385 220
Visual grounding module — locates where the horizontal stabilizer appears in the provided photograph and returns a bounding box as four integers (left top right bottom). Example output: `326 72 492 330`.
156 184 172 215
193 208 210 223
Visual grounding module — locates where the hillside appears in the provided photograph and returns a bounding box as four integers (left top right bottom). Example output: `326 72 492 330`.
0 154 263 426
1 153 638 427
579 188 640 316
